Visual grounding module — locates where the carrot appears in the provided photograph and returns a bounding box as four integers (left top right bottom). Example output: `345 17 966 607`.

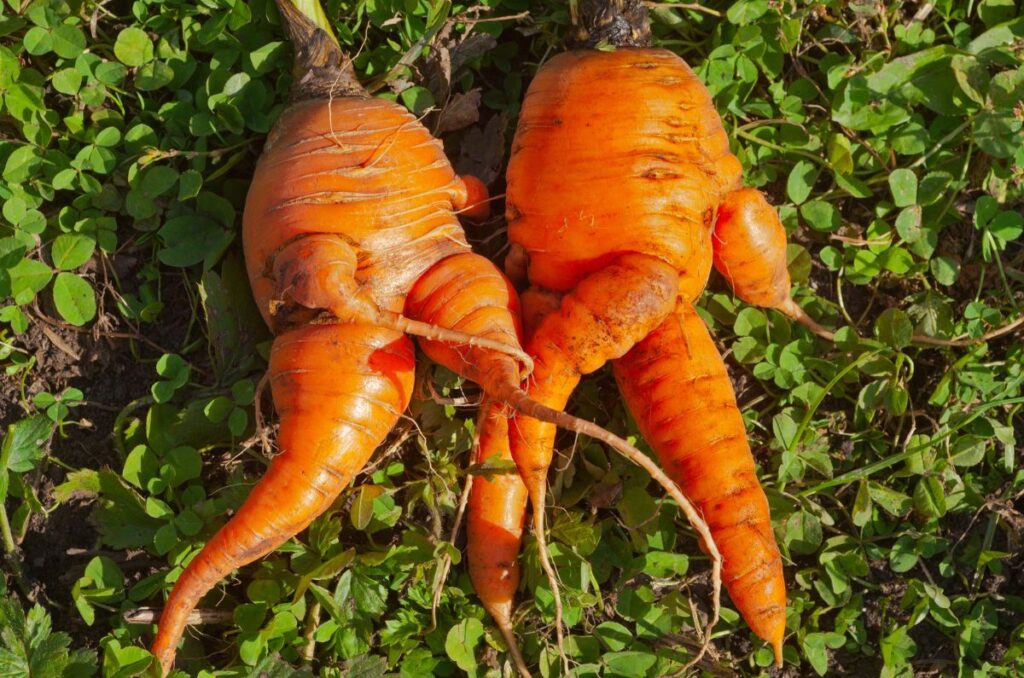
458 174 493 221
714 187 834 338
502 0 797 665
613 305 786 662
466 402 530 677
150 324 415 672
151 2 694 674
406 244 722 676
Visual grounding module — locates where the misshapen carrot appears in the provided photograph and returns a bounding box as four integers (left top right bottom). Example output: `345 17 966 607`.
500 0 806 665
152 3 685 674
151 324 415 671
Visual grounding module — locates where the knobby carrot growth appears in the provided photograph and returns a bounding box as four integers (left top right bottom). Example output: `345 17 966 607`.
149 2 669 674
496 0 796 666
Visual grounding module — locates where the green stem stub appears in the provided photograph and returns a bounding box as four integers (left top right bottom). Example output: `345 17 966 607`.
274 0 366 100
568 0 653 49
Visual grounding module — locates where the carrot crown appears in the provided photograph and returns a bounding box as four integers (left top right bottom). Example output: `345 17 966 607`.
274 0 366 100
568 0 652 49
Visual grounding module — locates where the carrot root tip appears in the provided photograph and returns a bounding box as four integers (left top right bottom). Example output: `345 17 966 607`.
777 297 835 341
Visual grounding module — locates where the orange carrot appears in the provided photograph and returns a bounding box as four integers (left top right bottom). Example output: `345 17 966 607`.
466 403 530 677
613 304 786 661
151 324 415 671
715 187 835 338
151 3 692 674
501 0 799 665
458 174 493 221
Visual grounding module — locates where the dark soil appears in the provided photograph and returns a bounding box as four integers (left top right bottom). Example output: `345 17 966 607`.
2 268 196 637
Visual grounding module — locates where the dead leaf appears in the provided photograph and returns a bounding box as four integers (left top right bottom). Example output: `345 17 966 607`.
435 89 481 134
454 114 508 186
451 33 497 74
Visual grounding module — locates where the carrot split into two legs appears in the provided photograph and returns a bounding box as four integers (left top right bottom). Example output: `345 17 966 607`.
493 0 800 668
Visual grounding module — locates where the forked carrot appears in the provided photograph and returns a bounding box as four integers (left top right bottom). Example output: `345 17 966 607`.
499 0 794 665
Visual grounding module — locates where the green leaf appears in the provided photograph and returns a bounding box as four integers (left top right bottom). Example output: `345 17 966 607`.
930 256 959 285
726 0 769 25
888 169 918 207
50 234 95 270
51 24 86 59
827 134 853 175
104 642 152 675
786 160 818 204
950 436 986 467
959 599 998 660
895 205 923 244
967 16 1024 55
802 632 831 676
51 68 82 94
800 200 841 232
399 86 435 115
114 27 154 67
135 61 175 91
52 273 96 326
152 523 178 555
167 446 202 485
864 485 913 518
2 417 51 473
94 127 121 147
594 621 633 651
978 0 1017 27
178 170 203 201
973 110 1020 158
84 556 124 591
139 165 178 198
913 476 947 519
989 210 1024 242
22 26 52 55
351 485 386 531
874 308 913 349
617 485 658 528
9 260 53 305
851 480 872 527
4 145 43 184
63 469 159 548
952 57 988 109
783 510 822 555
145 496 174 520
157 216 232 268
640 551 689 578
444 617 483 672
889 535 919 573
175 509 203 536
122 445 158 489
603 651 657 677
866 45 960 116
